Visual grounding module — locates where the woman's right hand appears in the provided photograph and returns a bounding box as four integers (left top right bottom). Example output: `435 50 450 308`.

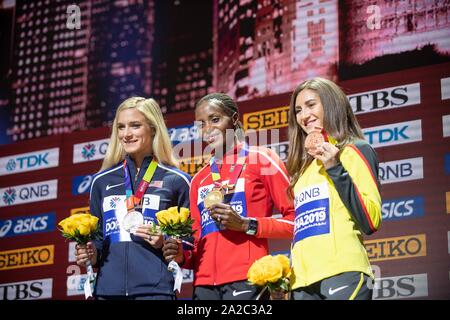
162 237 184 264
75 241 97 267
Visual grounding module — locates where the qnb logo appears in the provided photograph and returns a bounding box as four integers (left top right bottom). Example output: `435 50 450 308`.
82 143 96 160
379 157 423 184
6 159 16 172
2 188 16 205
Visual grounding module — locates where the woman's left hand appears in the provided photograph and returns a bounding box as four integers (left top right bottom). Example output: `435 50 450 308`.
209 203 246 232
311 142 340 169
134 224 163 249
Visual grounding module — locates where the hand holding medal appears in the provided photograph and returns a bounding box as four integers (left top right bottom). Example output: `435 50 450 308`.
305 127 339 169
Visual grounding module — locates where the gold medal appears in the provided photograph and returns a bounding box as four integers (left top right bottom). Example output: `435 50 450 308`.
204 189 224 208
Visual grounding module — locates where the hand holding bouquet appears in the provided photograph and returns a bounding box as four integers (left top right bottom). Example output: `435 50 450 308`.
247 254 291 300
156 206 195 292
58 213 100 298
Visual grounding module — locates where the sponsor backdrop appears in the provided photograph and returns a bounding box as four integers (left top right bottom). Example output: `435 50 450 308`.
0 63 449 300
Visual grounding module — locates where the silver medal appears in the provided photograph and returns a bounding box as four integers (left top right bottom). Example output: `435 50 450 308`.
122 210 144 233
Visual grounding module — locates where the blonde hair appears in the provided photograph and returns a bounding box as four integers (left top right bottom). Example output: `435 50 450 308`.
286 77 365 200
100 97 178 171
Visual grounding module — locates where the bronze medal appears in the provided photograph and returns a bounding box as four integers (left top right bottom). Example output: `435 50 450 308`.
305 130 325 154
204 189 224 208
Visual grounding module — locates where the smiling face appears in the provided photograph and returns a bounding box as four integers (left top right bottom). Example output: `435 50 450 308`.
294 89 325 134
117 108 154 161
195 101 235 151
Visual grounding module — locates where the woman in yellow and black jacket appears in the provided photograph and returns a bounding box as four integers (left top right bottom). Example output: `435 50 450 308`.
286 77 382 300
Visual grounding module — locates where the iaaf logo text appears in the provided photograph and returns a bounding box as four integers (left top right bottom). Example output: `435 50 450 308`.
0 148 59 176
0 180 58 207
73 138 109 163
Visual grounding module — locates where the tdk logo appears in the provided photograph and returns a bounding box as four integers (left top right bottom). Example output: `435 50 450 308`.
0 148 59 176
0 213 55 238
382 196 424 221
72 174 94 195
363 120 422 148
379 157 423 184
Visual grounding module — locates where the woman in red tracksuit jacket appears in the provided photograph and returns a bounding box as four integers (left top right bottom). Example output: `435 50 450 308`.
163 93 295 300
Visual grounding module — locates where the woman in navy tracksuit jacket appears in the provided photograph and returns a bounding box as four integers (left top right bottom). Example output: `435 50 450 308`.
75 97 190 300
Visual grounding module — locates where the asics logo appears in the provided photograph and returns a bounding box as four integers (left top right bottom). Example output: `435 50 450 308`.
328 285 349 295
232 290 252 297
106 183 124 191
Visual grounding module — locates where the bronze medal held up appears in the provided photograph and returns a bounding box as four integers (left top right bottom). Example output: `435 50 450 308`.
305 131 325 155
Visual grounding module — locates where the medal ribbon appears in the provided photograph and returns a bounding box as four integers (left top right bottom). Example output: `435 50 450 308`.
124 158 158 210
209 142 248 191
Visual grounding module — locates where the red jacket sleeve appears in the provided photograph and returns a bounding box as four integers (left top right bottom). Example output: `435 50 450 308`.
254 147 295 239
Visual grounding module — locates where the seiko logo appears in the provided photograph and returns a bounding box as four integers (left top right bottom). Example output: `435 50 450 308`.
0 245 55 271
365 234 426 262
348 83 420 115
243 106 289 131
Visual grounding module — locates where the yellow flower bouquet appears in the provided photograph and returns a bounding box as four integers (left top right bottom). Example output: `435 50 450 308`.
58 213 100 298
155 206 195 238
155 206 195 293
247 254 291 300
58 213 100 244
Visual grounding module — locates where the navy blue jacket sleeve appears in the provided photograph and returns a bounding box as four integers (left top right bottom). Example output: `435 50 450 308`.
89 177 104 266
